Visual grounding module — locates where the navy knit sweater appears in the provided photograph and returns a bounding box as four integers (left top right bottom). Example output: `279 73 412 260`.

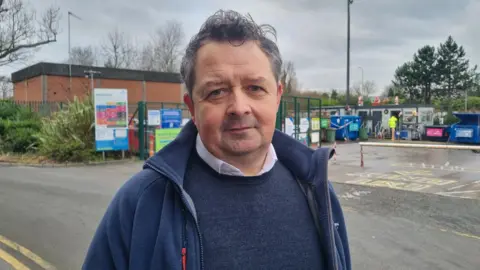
184 149 325 269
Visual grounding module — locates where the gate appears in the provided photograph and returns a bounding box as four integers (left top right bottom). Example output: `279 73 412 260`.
276 96 322 147
132 101 191 160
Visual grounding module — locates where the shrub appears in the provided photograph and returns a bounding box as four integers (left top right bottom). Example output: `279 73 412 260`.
0 101 42 153
0 100 39 121
0 120 41 153
1 126 38 153
36 96 96 162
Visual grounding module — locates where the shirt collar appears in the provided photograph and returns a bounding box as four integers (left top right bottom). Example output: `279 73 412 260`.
195 134 277 176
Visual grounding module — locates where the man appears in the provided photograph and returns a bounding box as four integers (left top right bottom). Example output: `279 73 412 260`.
389 113 400 141
83 10 350 270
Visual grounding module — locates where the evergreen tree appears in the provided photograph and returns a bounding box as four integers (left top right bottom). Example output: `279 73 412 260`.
435 36 472 100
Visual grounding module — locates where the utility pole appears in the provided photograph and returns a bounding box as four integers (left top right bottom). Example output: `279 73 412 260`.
346 0 354 106
68 11 82 91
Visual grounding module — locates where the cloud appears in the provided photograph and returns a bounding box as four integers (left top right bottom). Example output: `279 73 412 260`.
0 0 478 94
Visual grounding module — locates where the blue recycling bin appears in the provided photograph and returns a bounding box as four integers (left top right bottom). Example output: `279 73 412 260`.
400 130 409 140
450 113 480 144
330 115 362 140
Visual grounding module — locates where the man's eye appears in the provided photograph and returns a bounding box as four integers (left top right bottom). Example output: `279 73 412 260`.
208 89 225 98
248 85 264 92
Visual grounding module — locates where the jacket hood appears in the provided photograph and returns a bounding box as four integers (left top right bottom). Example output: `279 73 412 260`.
144 120 334 186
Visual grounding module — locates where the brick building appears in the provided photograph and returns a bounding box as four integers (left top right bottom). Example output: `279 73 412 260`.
11 62 184 104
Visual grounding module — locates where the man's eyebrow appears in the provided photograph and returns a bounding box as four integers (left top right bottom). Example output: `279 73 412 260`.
242 76 268 84
203 80 225 88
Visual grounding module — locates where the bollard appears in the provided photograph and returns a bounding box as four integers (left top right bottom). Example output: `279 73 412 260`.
360 145 364 168
333 141 337 161
149 134 155 157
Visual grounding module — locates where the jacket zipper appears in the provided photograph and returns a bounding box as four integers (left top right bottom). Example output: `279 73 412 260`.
309 182 339 270
145 163 205 270
180 192 205 270
182 206 187 270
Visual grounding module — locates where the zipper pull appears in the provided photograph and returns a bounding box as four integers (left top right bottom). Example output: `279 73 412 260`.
182 247 187 270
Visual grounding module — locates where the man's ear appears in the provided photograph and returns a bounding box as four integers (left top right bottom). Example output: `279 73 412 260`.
184 93 195 123
276 81 284 105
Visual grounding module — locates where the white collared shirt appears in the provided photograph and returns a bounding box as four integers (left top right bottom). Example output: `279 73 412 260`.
195 134 278 176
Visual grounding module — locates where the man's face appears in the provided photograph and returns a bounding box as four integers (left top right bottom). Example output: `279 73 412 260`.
184 40 283 159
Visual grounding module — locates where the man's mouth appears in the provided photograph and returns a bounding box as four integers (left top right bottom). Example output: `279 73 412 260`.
227 126 252 132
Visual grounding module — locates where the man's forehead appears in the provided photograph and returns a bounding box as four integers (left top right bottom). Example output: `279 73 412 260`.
196 41 266 64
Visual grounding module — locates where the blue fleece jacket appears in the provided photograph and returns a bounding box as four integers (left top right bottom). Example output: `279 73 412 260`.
82 121 351 270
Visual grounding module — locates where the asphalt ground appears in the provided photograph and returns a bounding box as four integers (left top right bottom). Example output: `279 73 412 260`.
0 143 479 269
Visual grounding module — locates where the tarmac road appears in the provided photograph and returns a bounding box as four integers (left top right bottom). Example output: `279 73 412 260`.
329 141 480 199
0 158 479 269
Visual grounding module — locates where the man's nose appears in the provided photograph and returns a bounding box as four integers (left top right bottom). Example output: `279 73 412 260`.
226 89 252 116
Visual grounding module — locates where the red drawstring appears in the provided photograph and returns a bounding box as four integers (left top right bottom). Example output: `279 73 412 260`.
182 248 187 270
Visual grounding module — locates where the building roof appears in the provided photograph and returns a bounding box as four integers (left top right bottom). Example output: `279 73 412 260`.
10 62 182 84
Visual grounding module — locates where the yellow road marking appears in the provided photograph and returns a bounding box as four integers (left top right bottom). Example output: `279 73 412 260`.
0 247 30 270
0 235 56 270
342 206 356 213
452 231 480 241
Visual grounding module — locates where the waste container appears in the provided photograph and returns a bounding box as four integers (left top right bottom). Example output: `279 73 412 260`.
424 125 451 142
450 113 480 144
359 127 368 141
326 128 336 143
330 115 361 140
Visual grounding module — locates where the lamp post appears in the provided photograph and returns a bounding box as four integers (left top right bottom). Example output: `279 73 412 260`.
346 0 354 106
68 11 82 90
84 69 101 93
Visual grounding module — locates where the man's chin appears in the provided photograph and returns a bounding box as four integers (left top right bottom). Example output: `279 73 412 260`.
223 140 263 156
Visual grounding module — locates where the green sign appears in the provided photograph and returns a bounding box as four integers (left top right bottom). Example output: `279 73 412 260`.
155 128 182 151
349 123 359 132
320 118 329 128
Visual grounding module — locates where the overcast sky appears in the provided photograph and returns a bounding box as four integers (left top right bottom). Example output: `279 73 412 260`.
1 0 479 94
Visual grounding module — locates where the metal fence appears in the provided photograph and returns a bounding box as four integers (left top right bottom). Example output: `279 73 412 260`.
276 96 323 147
132 96 323 160
8 101 66 117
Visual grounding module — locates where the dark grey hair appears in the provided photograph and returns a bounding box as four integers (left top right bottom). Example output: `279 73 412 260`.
180 10 283 96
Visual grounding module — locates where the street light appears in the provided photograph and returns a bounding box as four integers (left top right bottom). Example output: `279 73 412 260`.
68 11 82 90
84 70 101 93
346 0 354 106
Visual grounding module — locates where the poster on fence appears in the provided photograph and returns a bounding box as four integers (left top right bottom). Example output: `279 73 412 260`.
94 88 129 151
160 109 182 128
155 128 182 151
312 118 320 130
148 110 161 126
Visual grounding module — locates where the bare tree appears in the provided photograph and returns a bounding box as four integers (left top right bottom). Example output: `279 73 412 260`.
139 20 185 72
67 45 97 66
280 61 298 94
101 28 137 69
353 79 377 98
137 44 155 71
0 0 60 66
0 75 13 99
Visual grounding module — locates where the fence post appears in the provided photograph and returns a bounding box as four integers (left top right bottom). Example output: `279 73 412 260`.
307 97 311 147
138 101 145 160
276 99 283 130
293 96 298 140
319 98 322 148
